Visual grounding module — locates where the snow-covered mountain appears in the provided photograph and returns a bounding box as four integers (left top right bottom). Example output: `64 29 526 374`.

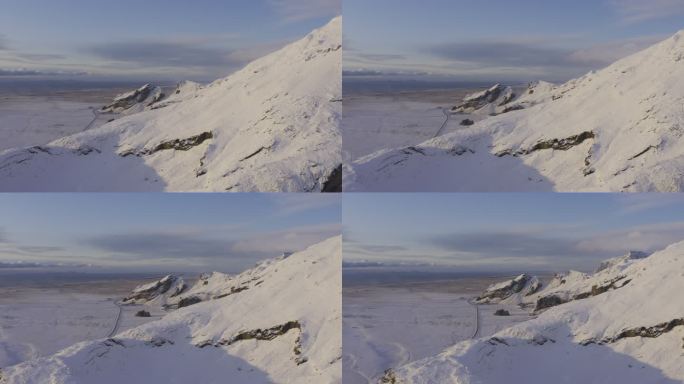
382 243 684 383
0 236 342 384
0 17 342 192
348 30 684 192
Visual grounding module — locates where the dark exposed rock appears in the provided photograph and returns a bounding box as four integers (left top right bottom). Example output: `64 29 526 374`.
121 132 214 157
322 164 342 193
496 131 595 157
453 84 505 113
177 296 203 308
494 309 511 316
213 286 249 299
530 335 555 345
535 295 566 311
146 132 214 154
460 119 475 126
135 310 151 318
101 84 164 113
582 318 684 346
477 274 531 302
146 337 174 347
573 276 630 300
380 369 399 384
122 275 185 304
221 321 301 345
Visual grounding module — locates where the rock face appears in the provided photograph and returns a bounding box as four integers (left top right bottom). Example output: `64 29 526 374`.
121 275 186 305
100 84 164 113
135 310 151 318
494 309 511 316
476 274 541 303
452 84 516 114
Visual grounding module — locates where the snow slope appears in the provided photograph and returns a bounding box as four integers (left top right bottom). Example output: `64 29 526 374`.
0 17 342 192
348 30 684 192
384 242 684 383
0 236 342 384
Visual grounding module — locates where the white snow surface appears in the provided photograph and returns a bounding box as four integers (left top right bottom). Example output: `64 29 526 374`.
0 17 341 192
0 236 342 384
348 31 684 192
387 241 684 383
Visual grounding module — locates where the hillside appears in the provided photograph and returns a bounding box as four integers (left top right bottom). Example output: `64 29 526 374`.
0 17 342 192
0 237 342 384
384 242 684 383
348 30 684 192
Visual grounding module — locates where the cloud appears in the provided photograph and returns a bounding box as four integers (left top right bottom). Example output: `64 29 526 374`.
577 222 684 254
86 230 234 260
615 194 684 214
430 231 586 259
609 0 684 23
86 224 340 263
427 41 588 69
268 0 341 23
567 36 665 65
271 194 340 215
86 40 242 69
0 68 87 77
230 223 341 256
356 53 406 62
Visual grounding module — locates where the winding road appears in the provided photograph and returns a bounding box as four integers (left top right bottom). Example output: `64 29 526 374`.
433 108 452 138
469 300 480 339
107 303 123 338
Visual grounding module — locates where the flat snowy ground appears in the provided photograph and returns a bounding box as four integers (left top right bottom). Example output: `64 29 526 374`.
0 279 163 368
0 94 118 152
343 278 531 384
343 90 477 161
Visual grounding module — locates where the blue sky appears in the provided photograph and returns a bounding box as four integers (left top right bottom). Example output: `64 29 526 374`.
0 194 340 273
344 0 684 82
0 0 340 81
343 194 684 273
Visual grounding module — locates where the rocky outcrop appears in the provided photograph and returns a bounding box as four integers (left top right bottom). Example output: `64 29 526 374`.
122 275 186 304
119 132 214 157
496 131 595 157
101 84 164 113
581 318 684 346
534 295 567 311
135 310 151 318
494 309 511 316
476 274 539 303
322 164 342 193
452 84 517 115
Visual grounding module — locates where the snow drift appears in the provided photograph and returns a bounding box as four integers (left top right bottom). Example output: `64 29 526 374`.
0 17 342 192
0 236 342 384
348 30 684 192
383 243 684 383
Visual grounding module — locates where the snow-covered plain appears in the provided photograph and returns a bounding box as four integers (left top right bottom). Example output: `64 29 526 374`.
347 30 684 192
0 236 342 384
342 90 477 162
343 278 531 384
0 17 341 192
385 243 684 383
0 277 161 369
